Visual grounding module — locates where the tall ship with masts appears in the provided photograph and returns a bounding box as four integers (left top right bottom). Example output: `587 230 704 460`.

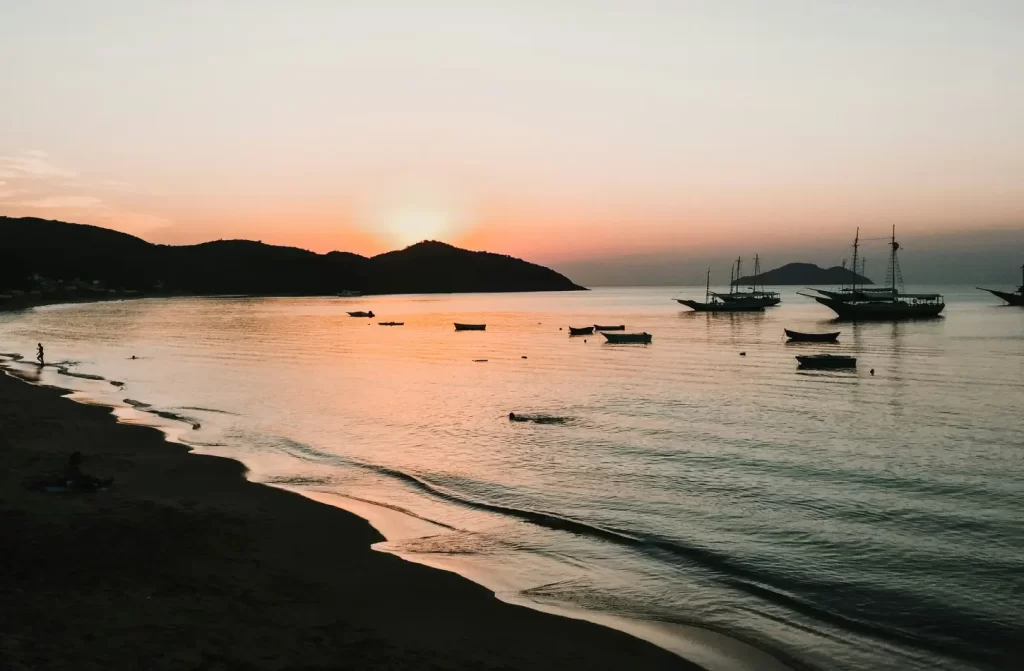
714 255 781 306
803 227 944 319
977 265 1024 306
676 268 766 312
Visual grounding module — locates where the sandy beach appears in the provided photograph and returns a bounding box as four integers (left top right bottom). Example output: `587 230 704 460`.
0 370 695 670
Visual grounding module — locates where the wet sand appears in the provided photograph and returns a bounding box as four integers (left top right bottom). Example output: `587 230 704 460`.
0 371 696 671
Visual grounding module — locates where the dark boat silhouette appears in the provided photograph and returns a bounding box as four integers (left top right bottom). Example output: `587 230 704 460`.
602 332 652 344
978 265 1024 306
593 324 625 331
569 326 595 336
796 354 856 369
785 329 840 342
676 269 766 312
713 254 781 306
378 321 404 326
805 227 944 320
347 310 374 318
454 323 486 331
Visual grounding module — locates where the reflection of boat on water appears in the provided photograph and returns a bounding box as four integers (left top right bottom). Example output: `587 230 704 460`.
677 269 766 312
785 329 840 342
602 332 652 344
569 326 594 336
796 354 856 369
347 311 374 318
594 324 625 331
454 323 486 331
805 227 944 320
713 255 781 306
978 265 1024 306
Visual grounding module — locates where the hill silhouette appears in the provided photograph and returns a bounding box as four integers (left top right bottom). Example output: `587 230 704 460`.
736 262 872 286
0 217 584 295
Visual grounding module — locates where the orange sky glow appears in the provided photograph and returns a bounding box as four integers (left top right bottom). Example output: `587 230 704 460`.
1 2 1022 267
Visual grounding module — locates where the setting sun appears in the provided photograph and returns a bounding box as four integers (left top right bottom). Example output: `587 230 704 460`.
385 207 454 247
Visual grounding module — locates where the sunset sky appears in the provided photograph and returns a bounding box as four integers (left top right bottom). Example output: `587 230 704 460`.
2 1 1022 269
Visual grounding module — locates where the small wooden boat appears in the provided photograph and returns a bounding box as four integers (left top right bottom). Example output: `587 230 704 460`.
796 354 856 369
785 329 840 342
593 324 625 331
378 321 404 326
602 332 652 344
569 326 594 336
347 311 374 318
454 323 486 331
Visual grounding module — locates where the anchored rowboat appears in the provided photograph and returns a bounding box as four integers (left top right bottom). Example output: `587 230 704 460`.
796 354 856 369
602 332 652 344
785 329 840 342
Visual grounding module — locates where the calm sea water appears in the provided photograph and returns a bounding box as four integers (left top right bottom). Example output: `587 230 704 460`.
1 287 1021 671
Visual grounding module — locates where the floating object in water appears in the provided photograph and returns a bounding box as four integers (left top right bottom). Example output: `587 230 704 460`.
804 228 945 319
569 326 594 336
378 321 404 326
677 268 767 312
602 332 653 344
785 329 840 342
473 359 488 362
594 324 625 331
454 323 486 331
109 380 125 387
796 354 857 369
740 352 746 356
509 412 569 424
347 311 374 318
870 368 875 376
521 355 527 359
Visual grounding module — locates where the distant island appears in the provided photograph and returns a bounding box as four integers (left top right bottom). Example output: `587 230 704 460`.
0 217 585 300
736 262 873 286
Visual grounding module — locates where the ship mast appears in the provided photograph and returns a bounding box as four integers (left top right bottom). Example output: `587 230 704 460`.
705 267 711 302
752 254 761 293
735 256 742 294
890 225 897 292
851 228 860 295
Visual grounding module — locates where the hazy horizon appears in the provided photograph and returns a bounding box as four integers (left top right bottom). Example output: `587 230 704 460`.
2 1 1022 275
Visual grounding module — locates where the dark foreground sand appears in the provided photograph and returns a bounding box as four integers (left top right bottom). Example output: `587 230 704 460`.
0 372 696 671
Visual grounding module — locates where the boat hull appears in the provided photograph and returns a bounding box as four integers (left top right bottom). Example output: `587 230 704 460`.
978 288 1024 306
796 355 856 369
813 288 896 303
602 332 652 344
454 323 486 331
676 299 765 312
715 292 781 306
569 326 595 336
594 325 625 331
810 295 944 320
785 329 840 342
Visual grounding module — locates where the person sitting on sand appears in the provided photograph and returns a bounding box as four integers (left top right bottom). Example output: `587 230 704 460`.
65 451 85 486
63 451 111 491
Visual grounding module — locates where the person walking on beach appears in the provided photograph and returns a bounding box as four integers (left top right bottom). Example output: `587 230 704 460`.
36 343 44 366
